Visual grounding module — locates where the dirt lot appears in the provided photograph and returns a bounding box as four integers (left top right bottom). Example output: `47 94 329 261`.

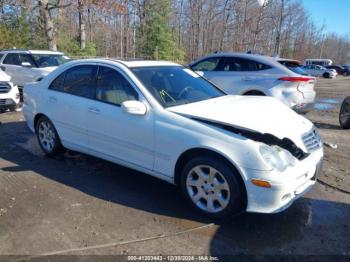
0 77 350 260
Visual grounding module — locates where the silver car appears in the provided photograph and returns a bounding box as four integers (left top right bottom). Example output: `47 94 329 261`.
189 52 316 113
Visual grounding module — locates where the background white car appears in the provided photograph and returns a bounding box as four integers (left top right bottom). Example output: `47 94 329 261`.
0 69 20 112
0 49 71 90
302 65 337 78
189 52 317 113
23 59 323 218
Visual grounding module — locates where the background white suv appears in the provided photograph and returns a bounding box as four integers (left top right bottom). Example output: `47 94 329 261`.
0 69 20 112
189 52 316 113
0 49 71 90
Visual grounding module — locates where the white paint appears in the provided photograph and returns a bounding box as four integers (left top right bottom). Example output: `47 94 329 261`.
23 58 324 215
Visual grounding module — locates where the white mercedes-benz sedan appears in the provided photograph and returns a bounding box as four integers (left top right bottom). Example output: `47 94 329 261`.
23 59 323 218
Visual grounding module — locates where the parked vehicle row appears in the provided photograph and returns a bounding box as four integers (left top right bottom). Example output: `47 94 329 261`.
23 59 324 218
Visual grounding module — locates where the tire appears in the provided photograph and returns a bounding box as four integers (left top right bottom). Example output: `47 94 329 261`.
323 72 330 78
243 90 265 96
339 96 350 129
180 156 245 219
343 72 349 76
35 116 64 156
9 105 17 112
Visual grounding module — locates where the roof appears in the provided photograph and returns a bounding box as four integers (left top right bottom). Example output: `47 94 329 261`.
111 59 180 68
276 58 301 63
0 49 64 55
67 58 181 68
189 52 281 66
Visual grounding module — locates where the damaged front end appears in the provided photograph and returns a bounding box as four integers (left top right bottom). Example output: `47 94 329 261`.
193 118 309 161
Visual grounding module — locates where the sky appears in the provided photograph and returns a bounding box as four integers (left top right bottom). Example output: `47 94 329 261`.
301 0 350 37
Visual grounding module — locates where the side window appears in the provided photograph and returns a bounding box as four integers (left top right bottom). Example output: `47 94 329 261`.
19 54 36 67
3 54 21 65
96 66 138 106
222 57 245 71
223 57 271 71
191 58 220 71
49 72 66 91
62 65 97 98
256 62 271 71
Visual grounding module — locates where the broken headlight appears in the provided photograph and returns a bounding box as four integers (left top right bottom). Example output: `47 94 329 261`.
259 144 297 172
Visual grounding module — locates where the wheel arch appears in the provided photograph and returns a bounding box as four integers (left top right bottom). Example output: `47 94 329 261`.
174 147 247 208
34 113 48 132
242 89 266 96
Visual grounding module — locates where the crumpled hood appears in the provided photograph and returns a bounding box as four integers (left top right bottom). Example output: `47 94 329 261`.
168 95 313 148
0 70 11 82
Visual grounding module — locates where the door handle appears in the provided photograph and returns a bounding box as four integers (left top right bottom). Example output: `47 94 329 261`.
48 96 57 103
88 106 100 114
243 76 255 81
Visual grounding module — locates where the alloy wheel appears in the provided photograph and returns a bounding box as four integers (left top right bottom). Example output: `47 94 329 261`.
38 120 56 152
186 165 231 213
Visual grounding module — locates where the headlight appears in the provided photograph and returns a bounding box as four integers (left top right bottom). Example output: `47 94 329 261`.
259 144 296 172
0 81 11 93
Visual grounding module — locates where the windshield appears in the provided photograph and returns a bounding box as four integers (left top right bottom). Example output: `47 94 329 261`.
131 66 225 107
31 54 71 68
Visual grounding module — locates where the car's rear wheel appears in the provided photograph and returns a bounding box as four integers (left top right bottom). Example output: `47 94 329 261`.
36 116 63 156
339 96 350 129
323 72 330 78
343 72 348 76
180 156 245 219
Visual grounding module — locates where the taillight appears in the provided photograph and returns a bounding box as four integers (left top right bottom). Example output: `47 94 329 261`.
278 76 314 82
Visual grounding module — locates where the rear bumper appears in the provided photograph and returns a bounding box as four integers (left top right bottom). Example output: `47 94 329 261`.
269 85 316 113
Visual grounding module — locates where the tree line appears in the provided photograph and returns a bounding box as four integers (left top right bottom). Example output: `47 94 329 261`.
0 0 349 64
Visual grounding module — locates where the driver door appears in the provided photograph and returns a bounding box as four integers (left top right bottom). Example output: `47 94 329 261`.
86 65 155 171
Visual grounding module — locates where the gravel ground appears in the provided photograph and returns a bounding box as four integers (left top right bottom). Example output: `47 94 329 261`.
0 77 349 260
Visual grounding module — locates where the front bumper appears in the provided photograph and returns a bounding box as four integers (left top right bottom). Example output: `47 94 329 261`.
244 148 323 214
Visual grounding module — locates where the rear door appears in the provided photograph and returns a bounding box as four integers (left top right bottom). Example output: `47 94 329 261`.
46 64 98 150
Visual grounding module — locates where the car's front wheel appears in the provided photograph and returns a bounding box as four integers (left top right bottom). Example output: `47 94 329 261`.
36 116 63 156
323 72 330 78
180 156 245 219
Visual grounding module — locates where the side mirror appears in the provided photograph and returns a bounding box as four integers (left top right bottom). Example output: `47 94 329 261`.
121 100 147 116
21 62 32 67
